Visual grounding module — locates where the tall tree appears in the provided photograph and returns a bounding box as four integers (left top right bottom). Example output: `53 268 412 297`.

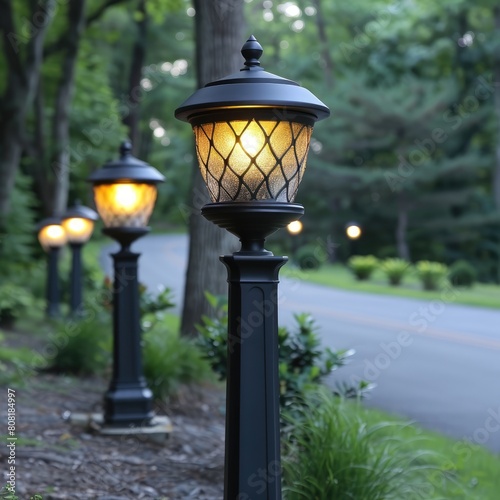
493 6 500 209
180 0 244 336
0 0 55 222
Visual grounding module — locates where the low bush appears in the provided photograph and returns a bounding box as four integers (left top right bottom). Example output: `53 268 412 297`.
348 255 379 280
196 294 357 408
48 309 111 375
295 244 323 270
143 317 212 401
449 259 477 288
282 389 446 500
416 261 448 291
0 284 35 328
381 258 411 286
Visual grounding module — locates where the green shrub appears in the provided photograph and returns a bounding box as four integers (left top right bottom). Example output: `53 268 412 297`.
416 261 448 291
348 255 379 280
195 293 228 380
0 284 35 328
448 260 477 288
0 174 37 278
196 294 357 408
381 258 411 286
282 389 444 500
295 244 323 270
143 317 212 401
48 312 111 375
278 313 352 409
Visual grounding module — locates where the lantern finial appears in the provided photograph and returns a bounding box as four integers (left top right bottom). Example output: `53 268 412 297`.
241 35 263 70
120 140 133 158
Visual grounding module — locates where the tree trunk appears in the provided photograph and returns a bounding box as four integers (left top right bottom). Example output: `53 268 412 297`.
50 0 87 215
123 0 147 153
0 0 55 222
493 7 500 210
312 0 334 88
180 0 244 336
396 193 410 261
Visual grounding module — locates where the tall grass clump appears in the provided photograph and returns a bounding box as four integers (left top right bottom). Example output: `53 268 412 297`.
143 317 213 401
416 261 448 291
282 389 448 500
348 255 379 280
381 258 411 286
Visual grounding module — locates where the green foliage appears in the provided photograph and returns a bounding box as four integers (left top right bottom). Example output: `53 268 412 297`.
348 255 379 280
295 244 323 270
278 313 353 409
140 286 175 318
0 284 35 328
142 317 212 401
282 389 445 500
195 293 228 380
0 174 37 278
196 294 356 408
416 261 449 291
381 258 411 286
0 485 42 499
449 260 477 288
48 311 111 376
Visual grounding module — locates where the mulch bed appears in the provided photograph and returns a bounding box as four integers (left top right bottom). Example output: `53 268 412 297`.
1 368 226 499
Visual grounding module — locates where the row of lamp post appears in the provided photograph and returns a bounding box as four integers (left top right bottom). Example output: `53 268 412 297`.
37 202 98 318
36 34 329 500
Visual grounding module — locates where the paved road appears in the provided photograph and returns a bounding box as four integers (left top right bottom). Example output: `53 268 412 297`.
101 234 500 453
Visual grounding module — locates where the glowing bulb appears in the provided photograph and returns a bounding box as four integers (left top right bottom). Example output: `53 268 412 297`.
287 220 303 235
240 129 262 156
47 225 65 239
114 184 139 211
346 225 361 239
66 218 86 234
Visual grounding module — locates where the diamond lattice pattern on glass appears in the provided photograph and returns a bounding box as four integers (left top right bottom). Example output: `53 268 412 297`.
93 183 157 228
194 119 313 202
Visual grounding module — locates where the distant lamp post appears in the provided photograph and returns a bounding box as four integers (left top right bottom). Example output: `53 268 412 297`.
287 220 303 257
88 141 165 426
346 222 362 240
345 222 362 257
175 35 329 499
37 218 67 318
62 202 98 316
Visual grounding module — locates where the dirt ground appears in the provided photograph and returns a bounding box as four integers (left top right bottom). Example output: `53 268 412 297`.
1 370 226 499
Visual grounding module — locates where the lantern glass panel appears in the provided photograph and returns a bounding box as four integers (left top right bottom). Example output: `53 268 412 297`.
38 224 67 250
62 218 95 244
194 119 312 202
93 182 157 228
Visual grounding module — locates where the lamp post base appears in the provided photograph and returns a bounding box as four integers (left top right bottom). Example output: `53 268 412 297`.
203 202 303 500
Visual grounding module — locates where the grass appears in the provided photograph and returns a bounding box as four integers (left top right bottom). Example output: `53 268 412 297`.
283 390 500 499
358 403 500 499
283 263 500 309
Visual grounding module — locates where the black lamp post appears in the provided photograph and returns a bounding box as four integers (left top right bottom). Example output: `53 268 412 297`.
345 221 362 257
37 217 67 318
287 220 303 259
88 141 165 426
62 202 98 316
175 36 329 499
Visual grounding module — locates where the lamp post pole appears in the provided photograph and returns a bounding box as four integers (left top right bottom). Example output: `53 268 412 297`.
62 202 99 316
176 36 329 500
47 246 62 318
38 218 67 318
104 227 152 426
88 142 164 426
69 243 83 314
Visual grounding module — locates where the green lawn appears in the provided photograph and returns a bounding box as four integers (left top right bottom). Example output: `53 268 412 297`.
356 402 500 499
283 263 500 309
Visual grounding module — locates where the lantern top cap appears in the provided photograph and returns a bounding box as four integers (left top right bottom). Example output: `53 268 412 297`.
175 35 330 123
63 200 99 221
87 141 165 185
37 216 63 232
